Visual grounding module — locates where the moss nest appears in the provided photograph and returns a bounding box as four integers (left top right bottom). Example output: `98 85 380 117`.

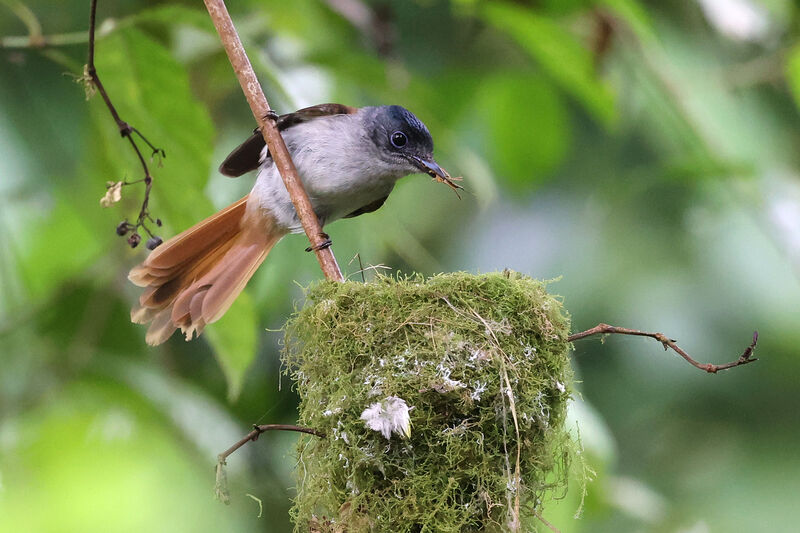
284 272 574 532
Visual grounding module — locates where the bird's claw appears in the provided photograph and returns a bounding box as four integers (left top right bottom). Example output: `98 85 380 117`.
306 233 332 252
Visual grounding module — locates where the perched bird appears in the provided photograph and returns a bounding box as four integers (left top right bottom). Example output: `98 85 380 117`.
129 104 456 345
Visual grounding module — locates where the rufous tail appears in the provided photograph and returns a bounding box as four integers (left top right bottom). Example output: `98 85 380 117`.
128 195 284 345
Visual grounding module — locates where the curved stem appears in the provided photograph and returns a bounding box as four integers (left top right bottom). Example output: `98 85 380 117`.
217 424 324 465
569 324 758 373
214 423 324 504
86 0 162 244
2 0 43 44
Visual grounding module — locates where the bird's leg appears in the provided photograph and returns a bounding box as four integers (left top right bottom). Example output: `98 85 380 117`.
306 232 332 252
263 109 279 122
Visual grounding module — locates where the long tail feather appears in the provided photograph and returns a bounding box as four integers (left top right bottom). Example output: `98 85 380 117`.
129 196 284 345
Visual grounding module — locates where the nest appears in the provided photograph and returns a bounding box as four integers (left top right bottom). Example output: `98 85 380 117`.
284 272 575 532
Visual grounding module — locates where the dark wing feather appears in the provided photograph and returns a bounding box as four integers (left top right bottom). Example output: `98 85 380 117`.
276 103 357 129
219 104 358 177
218 129 265 178
344 195 390 218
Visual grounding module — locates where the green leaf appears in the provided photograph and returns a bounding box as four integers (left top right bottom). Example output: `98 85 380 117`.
786 45 800 110
88 26 261 390
0 380 257 531
17 195 103 300
205 290 258 402
90 26 215 231
475 74 569 191
483 2 616 127
124 5 217 34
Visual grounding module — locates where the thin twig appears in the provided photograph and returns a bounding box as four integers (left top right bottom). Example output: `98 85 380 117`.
568 324 758 373
1 30 89 49
86 0 164 248
218 424 325 465
532 509 561 533
1 0 114 50
215 424 324 504
469 308 521 531
2 0 44 45
203 0 344 282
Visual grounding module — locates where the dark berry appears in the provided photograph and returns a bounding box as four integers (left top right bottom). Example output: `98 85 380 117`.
127 233 141 248
116 221 129 236
146 236 163 250
155 218 162 227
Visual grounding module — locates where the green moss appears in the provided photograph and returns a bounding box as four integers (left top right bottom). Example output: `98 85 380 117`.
284 272 574 532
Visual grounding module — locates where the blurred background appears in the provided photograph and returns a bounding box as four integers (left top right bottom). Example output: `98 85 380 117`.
1 0 799 531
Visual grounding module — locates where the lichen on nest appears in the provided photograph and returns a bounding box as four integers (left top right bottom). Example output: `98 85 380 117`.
283 271 575 532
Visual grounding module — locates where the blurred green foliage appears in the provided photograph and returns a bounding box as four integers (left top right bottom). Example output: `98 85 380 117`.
1 0 800 531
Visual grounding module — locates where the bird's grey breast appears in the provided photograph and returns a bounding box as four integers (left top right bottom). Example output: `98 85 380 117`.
250 111 398 231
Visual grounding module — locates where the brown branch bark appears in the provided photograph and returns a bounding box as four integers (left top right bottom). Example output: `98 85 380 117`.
568 324 758 373
218 424 324 465
203 0 345 282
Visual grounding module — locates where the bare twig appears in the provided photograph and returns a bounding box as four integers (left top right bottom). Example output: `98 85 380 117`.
203 0 344 282
85 0 164 248
218 424 324 465
215 424 324 504
453 304 523 531
568 324 758 373
532 509 561 533
1 30 89 49
2 0 44 46
1 0 114 50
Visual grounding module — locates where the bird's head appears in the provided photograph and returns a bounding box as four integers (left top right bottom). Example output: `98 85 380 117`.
365 105 450 182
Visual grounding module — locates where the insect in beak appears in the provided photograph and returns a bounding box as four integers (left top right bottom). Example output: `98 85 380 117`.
412 156 463 199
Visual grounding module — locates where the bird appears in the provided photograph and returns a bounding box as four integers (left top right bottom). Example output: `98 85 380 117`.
128 103 458 345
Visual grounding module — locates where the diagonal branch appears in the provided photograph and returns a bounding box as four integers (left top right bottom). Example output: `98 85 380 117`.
568 323 759 373
203 0 344 282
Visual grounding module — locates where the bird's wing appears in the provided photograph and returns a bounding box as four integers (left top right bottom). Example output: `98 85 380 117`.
219 103 358 177
343 194 390 219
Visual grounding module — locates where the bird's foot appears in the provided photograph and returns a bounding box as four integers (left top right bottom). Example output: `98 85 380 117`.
263 109 279 122
305 233 332 252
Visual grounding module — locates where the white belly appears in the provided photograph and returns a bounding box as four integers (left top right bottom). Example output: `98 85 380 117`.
247 115 400 232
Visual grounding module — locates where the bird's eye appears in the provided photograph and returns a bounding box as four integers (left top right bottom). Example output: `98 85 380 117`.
390 131 408 148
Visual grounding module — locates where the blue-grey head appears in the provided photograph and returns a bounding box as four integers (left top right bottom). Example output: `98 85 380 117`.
364 105 449 181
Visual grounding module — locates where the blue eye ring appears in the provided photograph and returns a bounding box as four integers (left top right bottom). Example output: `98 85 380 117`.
390 131 408 148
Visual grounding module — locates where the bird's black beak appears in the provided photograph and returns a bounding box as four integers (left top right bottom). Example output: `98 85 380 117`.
411 156 463 197
412 156 447 180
